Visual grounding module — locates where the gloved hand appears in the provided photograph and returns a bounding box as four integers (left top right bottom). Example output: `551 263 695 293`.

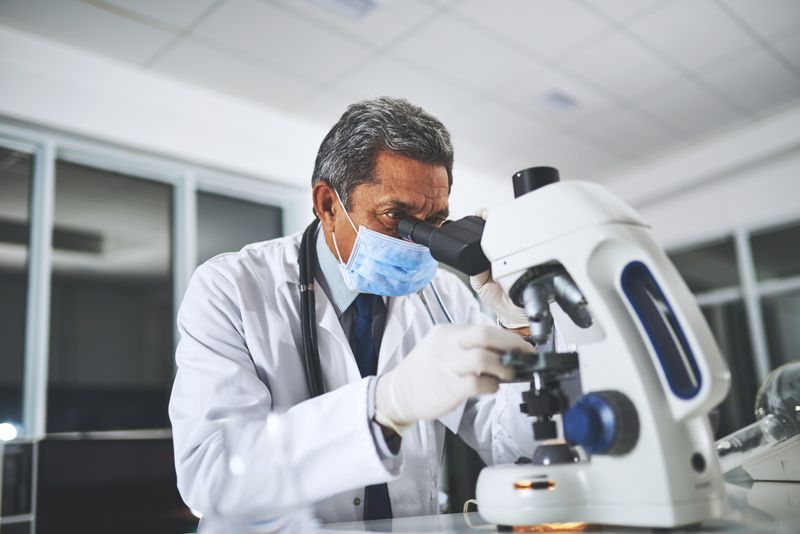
374 324 533 433
470 208 529 329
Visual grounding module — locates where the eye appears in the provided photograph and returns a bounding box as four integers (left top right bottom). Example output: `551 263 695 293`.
385 210 405 220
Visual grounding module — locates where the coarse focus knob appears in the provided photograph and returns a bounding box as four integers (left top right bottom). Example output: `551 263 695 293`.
563 391 639 455
512 166 560 198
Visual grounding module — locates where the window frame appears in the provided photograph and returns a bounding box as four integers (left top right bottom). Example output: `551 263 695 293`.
0 118 305 439
668 220 800 387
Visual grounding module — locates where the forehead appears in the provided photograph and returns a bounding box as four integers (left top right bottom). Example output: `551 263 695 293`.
368 151 449 202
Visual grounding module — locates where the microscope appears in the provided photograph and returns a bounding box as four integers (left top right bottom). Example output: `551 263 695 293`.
399 167 731 528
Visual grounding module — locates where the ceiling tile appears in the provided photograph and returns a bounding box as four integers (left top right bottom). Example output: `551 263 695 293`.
272 0 439 47
423 0 462 6
526 136 623 181
455 0 611 60
720 0 800 39
151 38 318 109
191 0 374 84
291 90 358 127
699 46 800 115
442 101 554 156
0 0 175 64
628 0 756 71
579 0 662 24
390 14 533 93
561 32 677 99
506 131 612 178
451 137 519 178
97 0 219 30
577 105 681 160
496 67 615 128
631 77 747 137
772 30 800 72
330 55 476 119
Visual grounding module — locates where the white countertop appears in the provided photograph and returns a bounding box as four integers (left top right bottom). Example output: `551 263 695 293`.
319 480 800 533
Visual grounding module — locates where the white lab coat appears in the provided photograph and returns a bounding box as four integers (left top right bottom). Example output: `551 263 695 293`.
169 232 535 522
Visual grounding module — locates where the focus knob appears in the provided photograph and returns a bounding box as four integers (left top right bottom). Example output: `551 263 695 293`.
563 391 639 455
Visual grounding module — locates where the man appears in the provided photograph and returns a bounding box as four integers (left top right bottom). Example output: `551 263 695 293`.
169 97 537 523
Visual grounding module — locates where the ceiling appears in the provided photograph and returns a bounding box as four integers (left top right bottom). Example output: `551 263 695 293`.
1 0 799 182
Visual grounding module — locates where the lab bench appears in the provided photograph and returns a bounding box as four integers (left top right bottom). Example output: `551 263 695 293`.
319 479 800 533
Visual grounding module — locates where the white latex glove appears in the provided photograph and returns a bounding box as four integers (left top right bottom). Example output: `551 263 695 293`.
470 208 529 329
375 324 533 433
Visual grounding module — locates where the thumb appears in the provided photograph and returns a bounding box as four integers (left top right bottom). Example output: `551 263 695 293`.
470 270 491 292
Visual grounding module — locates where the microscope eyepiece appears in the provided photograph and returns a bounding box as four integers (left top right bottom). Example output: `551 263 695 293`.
398 215 490 276
397 216 434 246
513 166 560 198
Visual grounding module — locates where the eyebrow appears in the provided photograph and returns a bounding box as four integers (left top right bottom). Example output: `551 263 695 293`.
381 200 449 219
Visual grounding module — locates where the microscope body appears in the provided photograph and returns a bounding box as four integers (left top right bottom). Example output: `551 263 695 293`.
476 179 731 527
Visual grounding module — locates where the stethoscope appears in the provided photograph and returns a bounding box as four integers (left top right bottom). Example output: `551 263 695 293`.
298 219 454 398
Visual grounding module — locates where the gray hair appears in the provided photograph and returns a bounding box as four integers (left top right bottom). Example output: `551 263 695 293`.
311 96 454 210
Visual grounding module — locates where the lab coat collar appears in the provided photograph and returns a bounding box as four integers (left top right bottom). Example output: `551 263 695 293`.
281 231 302 285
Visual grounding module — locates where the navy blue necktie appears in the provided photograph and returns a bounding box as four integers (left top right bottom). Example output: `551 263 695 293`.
351 293 392 520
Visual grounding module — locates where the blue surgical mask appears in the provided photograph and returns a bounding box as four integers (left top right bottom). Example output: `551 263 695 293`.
330 192 438 297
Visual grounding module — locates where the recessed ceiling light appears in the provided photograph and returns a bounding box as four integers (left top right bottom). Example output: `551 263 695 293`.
543 90 579 111
312 0 377 19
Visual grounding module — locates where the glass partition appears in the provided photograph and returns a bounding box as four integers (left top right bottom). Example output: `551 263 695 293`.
196 190 283 265
0 146 33 435
47 160 174 432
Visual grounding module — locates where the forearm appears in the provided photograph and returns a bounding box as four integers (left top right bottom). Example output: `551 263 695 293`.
456 384 537 466
172 377 401 515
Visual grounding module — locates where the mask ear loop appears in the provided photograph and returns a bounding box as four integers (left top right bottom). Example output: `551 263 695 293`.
331 231 346 265
331 188 359 265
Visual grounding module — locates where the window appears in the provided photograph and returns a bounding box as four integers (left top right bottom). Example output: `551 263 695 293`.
0 147 33 433
762 290 800 369
0 124 300 438
701 302 756 436
669 238 739 293
751 222 800 281
668 219 800 438
47 161 174 432
196 191 283 265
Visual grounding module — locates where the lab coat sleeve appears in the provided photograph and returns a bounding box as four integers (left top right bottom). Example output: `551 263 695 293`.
437 272 537 465
169 264 401 517
457 311 574 464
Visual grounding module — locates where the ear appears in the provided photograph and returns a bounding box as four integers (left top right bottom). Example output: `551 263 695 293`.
312 181 338 234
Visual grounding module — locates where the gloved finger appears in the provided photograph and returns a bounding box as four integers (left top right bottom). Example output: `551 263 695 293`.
450 348 515 380
458 325 534 354
474 207 489 220
469 270 491 291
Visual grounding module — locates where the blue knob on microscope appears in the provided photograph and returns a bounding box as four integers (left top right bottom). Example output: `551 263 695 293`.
564 391 639 455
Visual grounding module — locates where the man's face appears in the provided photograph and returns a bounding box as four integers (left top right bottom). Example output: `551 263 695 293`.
316 151 450 264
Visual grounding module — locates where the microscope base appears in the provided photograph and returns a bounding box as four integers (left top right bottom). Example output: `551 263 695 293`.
476 463 727 528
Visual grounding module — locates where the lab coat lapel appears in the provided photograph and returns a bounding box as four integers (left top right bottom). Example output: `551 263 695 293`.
377 294 421 376
314 284 363 389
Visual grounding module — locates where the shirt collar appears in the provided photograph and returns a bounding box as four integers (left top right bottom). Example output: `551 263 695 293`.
315 225 359 318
